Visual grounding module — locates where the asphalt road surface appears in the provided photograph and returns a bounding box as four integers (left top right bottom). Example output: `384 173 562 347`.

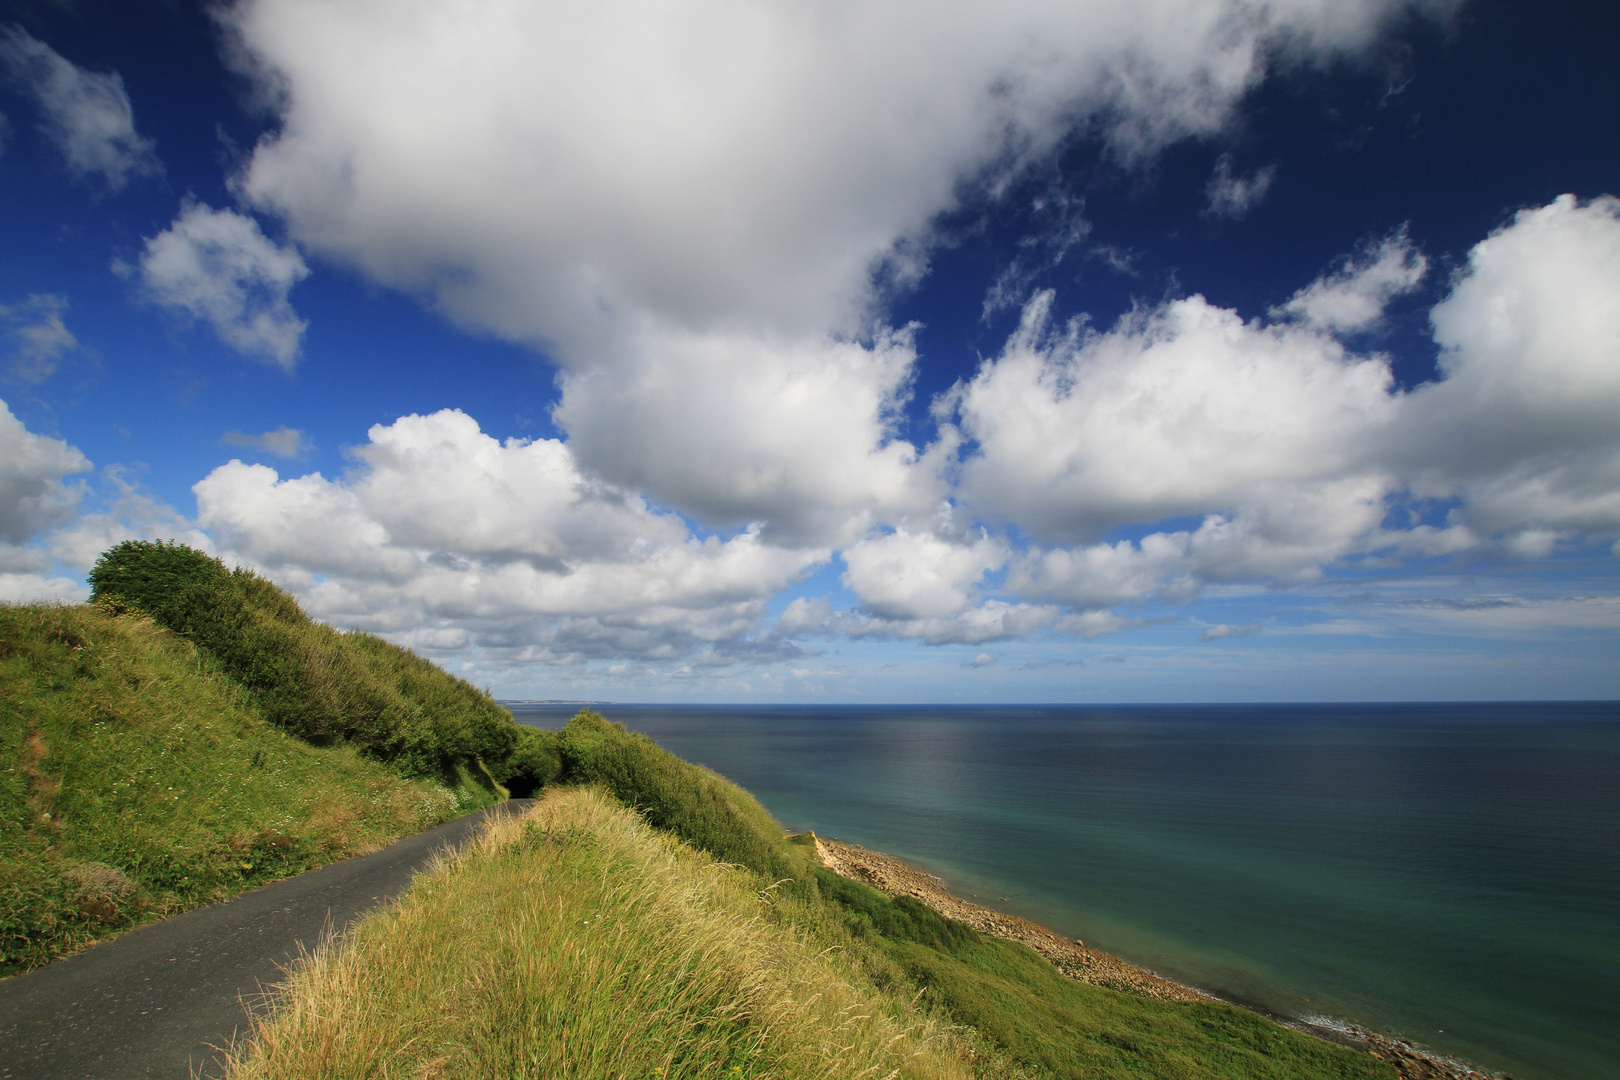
0 799 535 1080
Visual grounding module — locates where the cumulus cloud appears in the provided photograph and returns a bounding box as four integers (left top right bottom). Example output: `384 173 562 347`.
222 426 310 459
953 195 1620 621
842 527 1007 620
133 203 310 369
222 0 1433 536
1 293 79 384
1276 228 1427 333
194 409 827 665
0 396 90 549
21 0 1598 668
0 26 160 191
163 193 1616 662
955 289 1397 546
553 324 940 545
44 466 210 580
1396 194 1620 546
0 396 92 599
1203 154 1277 220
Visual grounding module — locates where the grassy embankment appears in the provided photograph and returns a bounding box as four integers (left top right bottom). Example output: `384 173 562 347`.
225 711 1396 1080
1 540 557 976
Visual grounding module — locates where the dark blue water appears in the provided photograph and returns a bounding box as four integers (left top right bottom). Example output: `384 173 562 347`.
508 703 1620 1080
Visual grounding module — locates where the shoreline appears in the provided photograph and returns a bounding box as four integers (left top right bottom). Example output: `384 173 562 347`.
807 832 1508 1080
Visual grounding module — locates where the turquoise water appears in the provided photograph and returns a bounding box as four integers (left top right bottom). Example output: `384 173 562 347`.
509 703 1620 1080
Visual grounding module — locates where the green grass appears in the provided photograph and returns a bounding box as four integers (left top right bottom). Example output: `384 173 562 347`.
0 603 492 976
891 934 1388 1079
221 788 1011 1080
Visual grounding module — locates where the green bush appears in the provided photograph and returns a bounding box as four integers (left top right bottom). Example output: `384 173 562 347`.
86 540 518 786
491 726 563 798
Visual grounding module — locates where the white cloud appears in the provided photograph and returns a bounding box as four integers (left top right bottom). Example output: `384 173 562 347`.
1 293 78 383
228 0 1419 344
0 26 160 191
1396 194 1620 545
1198 622 1260 641
222 426 311 459
841 527 1007 620
0 396 89 550
222 0 1435 537
839 599 1062 646
133 203 310 369
44 466 210 578
1203 154 1276 220
1276 228 1427 333
193 409 827 664
1388 595 1620 635
965 652 996 668
553 323 941 545
160 192 1614 661
954 195 1620 617
0 396 93 601
772 597 837 638
0 571 86 604
955 289 1398 546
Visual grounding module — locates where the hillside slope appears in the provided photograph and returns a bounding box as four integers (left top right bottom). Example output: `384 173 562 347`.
223 712 1396 1080
3 540 555 976
0 602 487 974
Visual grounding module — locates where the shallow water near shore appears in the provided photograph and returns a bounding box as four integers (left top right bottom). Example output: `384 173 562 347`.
510 702 1620 1080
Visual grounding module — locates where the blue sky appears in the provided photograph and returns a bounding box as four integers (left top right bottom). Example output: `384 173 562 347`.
1 0 1617 702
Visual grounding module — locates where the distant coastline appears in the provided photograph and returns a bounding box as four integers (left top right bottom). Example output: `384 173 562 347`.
499 699 615 706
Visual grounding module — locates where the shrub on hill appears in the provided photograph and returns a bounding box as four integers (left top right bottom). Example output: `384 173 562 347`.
86 540 529 786
553 710 816 896
490 725 563 798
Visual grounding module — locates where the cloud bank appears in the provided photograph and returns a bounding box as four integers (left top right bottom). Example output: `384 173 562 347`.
222 0 1446 541
9 2 1617 684
194 409 826 668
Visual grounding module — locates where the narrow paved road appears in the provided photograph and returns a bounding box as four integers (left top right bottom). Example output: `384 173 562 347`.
0 799 535 1080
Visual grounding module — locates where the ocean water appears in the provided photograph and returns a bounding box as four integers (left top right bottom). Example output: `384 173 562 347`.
508 702 1620 1080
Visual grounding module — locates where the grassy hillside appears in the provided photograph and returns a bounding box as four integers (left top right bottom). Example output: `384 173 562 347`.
3 539 559 975
4 546 1401 1077
0 602 487 975
229 711 1395 1080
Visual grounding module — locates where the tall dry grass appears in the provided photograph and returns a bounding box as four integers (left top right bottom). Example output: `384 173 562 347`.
221 787 995 1080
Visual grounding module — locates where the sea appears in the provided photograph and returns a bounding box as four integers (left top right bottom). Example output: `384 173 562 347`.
505 702 1620 1080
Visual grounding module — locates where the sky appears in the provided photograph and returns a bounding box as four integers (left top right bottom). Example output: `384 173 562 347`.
1 0 1617 703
